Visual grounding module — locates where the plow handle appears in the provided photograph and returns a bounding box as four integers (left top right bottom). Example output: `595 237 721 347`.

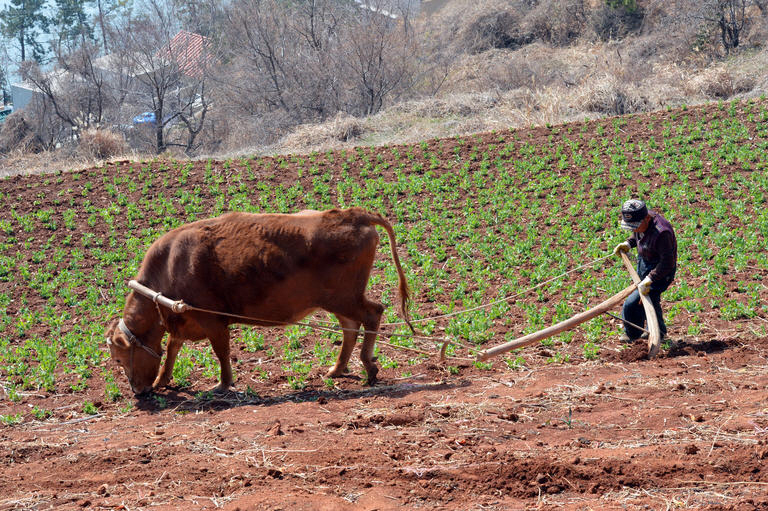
619 252 661 359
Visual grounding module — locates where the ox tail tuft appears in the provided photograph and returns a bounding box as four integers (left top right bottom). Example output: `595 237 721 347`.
367 212 415 334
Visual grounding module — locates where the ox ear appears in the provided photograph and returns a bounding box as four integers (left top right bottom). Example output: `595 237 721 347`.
108 332 131 350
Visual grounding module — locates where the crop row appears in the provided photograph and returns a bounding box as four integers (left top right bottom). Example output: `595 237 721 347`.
1 98 767 417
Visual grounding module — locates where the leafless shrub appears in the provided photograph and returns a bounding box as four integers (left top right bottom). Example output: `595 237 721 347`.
590 3 644 42
671 0 766 56
459 10 532 54
579 76 649 115
691 69 756 98
0 112 44 153
625 33 676 63
523 0 588 46
78 128 127 159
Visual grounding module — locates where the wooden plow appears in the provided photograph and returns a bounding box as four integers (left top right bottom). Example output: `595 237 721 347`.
477 253 661 361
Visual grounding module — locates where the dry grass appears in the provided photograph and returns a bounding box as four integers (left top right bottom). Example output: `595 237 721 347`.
279 112 364 151
78 129 128 160
0 146 145 179
577 75 650 115
266 44 768 157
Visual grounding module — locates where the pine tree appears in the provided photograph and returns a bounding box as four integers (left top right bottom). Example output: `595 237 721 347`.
52 0 95 52
93 0 132 54
0 0 50 63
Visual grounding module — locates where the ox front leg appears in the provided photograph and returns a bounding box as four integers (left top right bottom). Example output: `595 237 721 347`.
208 327 234 393
153 336 184 390
359 300 384 385
327 316 361 378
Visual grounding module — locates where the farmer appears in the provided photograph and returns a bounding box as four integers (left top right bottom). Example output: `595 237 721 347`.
613 199 677 342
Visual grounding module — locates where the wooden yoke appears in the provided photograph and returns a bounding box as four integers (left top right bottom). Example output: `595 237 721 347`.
128 280 188 313
477 283 636 361
619 252 661 359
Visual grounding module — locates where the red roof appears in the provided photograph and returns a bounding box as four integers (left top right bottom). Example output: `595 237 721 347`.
158 30 212 78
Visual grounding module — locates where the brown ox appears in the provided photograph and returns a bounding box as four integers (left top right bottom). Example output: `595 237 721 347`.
105 207 413 395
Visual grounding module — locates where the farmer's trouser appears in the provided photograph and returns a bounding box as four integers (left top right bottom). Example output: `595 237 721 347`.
622 257 674 340
622 288 667 339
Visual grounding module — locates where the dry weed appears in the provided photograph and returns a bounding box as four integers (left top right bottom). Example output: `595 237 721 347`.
78 129 127 160
577 75 649 116
0 146 146 178
0 113 43 154
278 112 364 153
683 66 754 100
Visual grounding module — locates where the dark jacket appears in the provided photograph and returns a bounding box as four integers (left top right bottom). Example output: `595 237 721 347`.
627 211 677 283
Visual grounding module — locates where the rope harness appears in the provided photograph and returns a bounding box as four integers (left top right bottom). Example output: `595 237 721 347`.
119 253 623 362
106 318 163 384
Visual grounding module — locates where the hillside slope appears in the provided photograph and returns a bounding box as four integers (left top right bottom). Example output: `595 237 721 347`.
0 99 767 509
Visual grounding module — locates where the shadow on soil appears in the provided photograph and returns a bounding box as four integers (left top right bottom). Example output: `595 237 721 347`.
666 338 731 358
134 378 472 414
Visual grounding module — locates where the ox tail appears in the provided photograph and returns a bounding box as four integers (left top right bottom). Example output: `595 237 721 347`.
368 213 415 333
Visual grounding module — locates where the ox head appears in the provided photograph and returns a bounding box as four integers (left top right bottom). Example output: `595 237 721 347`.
105 318 163 395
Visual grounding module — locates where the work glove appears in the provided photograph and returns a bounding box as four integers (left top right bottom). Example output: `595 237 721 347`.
638 276 652 295
613 241 631 256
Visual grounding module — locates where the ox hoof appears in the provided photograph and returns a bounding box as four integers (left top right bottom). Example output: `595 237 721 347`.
213 383 233 394
325 366 349 378
364 367 379 386
152 377 171 390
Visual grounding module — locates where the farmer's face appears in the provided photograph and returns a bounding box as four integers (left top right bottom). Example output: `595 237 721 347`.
634 215 651 233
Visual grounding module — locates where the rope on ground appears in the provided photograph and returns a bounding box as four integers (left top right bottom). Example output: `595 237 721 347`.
139 253 614 363
382 253 614 327
183 303 471 361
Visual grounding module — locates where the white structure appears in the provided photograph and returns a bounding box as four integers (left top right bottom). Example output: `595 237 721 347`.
10 82 35 111
353 0 421 18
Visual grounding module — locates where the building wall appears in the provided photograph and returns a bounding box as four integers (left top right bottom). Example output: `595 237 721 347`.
10 84 35 111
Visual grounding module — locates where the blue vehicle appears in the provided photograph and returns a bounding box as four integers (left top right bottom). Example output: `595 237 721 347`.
132 111 156 125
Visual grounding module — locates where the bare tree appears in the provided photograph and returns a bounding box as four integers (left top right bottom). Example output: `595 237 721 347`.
94 0 133 54
221 0 424 145
19 38 115 141
683 0 755 54
222 0 346 139
715 0 747 52
339 0 420 116
109 0 214 153
0 46 10 106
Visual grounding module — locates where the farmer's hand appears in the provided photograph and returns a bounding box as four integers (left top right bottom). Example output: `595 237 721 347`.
613 241 631 256
638 276 652 295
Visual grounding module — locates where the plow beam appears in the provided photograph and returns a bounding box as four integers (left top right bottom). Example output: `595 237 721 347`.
476 283 636 361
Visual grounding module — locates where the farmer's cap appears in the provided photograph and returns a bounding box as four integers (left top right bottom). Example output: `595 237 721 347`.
620 199 648 230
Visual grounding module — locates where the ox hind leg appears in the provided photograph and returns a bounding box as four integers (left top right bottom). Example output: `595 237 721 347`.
153 335 185 390
358 299 385 384
327 300 384 384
